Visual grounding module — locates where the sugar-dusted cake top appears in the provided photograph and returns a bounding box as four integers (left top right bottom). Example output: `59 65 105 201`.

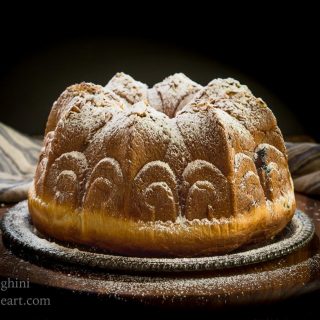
35 72 290 222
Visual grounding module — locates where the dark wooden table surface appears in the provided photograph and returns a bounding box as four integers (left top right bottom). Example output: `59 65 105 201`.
1 193 320 316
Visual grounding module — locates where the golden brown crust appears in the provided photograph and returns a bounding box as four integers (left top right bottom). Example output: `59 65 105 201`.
29 185 295 257
29 73 296 257
105 72 148 106
148 73 202 117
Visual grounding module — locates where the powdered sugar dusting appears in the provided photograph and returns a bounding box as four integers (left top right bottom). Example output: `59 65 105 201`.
30 72 294 256
106 72 148 106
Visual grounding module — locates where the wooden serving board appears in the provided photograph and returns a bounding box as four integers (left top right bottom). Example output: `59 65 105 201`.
1 193 320 308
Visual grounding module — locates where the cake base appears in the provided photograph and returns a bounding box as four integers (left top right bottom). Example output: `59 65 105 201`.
0 201 314 273
1 196 320 308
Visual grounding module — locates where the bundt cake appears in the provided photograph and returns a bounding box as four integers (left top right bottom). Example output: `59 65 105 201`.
28 72 296 257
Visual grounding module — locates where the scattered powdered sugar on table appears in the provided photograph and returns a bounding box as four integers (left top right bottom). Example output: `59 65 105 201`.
1 201 318 305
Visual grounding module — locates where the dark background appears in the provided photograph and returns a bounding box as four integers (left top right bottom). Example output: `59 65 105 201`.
0 5 318 140
0 5 319 318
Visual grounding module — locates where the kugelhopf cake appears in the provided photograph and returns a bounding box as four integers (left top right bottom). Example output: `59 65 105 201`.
28 72 295 257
